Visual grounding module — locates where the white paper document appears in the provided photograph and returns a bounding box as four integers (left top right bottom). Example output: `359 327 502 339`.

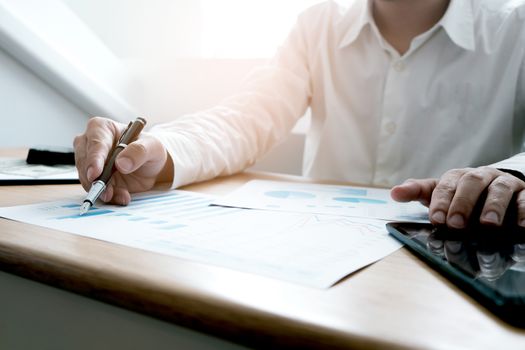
0 158 78 183
0 190 402 288
213 180 429 222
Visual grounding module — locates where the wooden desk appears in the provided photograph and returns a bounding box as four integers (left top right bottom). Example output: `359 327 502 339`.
1 150 525 349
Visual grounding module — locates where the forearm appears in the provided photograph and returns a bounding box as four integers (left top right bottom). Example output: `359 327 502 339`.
150 66 310 188
150 14 312 188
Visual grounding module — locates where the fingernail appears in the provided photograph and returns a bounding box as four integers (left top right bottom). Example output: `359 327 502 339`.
449 214 465 228
116 157 132 173
431 211 446 224
483 211 500 225
87 166 95 181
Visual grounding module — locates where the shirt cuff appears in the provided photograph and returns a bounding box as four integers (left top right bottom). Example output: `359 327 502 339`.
149 130 192 189
489 152 525 181
497 168 525 182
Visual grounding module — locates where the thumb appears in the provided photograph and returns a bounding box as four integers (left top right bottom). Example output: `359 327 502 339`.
390 178 438 207
115 136 166 176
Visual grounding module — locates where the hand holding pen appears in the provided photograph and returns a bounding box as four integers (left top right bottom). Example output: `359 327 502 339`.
73 117 174 212
79 117 146 214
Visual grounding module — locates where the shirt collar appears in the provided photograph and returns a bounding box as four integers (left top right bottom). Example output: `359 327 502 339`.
439 0 475 51
337 0 373 49
337 0 476 51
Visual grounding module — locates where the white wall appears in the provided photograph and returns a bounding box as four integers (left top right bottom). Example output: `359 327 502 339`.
128 58 263 123
62 0 203 60
0 47 88 148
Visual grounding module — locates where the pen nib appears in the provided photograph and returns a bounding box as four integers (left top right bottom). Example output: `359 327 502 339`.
79 202 91 216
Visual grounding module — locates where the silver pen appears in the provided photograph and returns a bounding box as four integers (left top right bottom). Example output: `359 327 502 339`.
79 117 147 215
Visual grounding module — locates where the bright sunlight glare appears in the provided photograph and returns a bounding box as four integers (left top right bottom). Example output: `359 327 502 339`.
200 0 322 58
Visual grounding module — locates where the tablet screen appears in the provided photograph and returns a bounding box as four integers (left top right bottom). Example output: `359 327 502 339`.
387 222 525 326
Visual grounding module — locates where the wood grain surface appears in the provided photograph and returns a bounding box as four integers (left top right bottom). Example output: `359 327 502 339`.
1 149 524 349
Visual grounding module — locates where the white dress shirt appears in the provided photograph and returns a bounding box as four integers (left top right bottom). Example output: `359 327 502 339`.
151 0 525 188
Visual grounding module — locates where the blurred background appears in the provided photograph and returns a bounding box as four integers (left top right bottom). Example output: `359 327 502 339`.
0 0 322 174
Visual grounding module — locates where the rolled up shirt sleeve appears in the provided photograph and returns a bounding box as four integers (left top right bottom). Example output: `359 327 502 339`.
150 15 312 188
489 47 525 181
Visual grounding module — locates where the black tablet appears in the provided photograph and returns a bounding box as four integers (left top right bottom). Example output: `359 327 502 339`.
386 222 525 327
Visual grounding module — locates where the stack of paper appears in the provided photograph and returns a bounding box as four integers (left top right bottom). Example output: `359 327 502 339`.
0 180 428 288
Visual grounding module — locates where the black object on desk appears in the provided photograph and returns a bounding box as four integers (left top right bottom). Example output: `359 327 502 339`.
26 146 75 165
387 222 525 327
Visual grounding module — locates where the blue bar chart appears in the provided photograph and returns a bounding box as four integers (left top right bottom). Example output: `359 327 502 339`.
0 189 403 288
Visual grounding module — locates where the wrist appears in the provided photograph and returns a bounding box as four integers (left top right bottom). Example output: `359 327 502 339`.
156 151 174 185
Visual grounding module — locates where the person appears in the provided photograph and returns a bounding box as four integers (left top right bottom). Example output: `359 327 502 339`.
74 0 525 229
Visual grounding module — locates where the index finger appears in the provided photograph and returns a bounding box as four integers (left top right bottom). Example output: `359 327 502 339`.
429 169 467 225
390 178 438 207
83 117 123 182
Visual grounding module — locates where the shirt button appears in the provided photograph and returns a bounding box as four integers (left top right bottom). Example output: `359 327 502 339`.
393 61 405 72
384 121 397 134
